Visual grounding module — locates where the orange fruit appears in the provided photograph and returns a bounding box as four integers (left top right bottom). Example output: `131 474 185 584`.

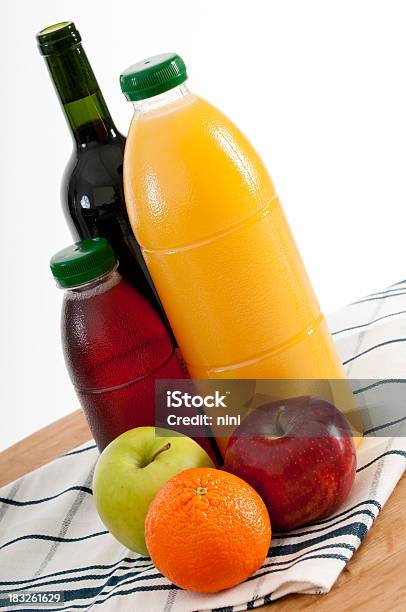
144 467 271 593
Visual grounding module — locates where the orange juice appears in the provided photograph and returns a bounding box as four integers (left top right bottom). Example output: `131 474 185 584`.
119 54 365 458
120 54 346 383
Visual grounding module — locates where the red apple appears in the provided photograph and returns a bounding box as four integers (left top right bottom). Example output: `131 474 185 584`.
224 396 356 531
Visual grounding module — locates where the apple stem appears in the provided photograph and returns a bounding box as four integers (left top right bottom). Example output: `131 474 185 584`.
150 442 171 463
274 405 286 437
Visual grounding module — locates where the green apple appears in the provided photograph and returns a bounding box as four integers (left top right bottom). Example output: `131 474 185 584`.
92 427 213 555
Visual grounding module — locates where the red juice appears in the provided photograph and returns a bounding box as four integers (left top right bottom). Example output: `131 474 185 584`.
50 238 216 457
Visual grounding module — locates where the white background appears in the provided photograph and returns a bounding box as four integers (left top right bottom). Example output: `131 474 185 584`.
1 0 406 451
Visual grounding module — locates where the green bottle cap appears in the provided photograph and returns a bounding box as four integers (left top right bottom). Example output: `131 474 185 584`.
120 53 187 101
50 238 116 288
36 21 81 56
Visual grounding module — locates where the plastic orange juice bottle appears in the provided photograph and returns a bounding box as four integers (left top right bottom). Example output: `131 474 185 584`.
120 54 357 436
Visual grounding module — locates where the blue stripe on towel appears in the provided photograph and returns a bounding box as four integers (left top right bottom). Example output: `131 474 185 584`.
64 445 97 457
356 449 406 472
353 379 406 394
0 486 93 507
0 557 152 586
368 287 406 298
332 310 406 336
351 291 406 305
0 565 159 594
306 499 381 526
342 339 406 365
249 553 350 583
263 543 355 570
364 415 406 436
271 509 376 540
269 522 368 557
0 530 108 552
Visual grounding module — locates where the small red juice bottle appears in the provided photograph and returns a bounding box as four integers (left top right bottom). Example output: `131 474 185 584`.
50 237 214 454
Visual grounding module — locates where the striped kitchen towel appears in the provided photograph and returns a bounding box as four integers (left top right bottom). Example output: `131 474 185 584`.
1 281 406 611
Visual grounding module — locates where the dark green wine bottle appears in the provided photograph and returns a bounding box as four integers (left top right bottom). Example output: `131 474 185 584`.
36 21 170 330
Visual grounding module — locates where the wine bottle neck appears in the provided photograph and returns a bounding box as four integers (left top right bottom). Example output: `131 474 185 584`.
44 43 118 147
63 90 118 147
